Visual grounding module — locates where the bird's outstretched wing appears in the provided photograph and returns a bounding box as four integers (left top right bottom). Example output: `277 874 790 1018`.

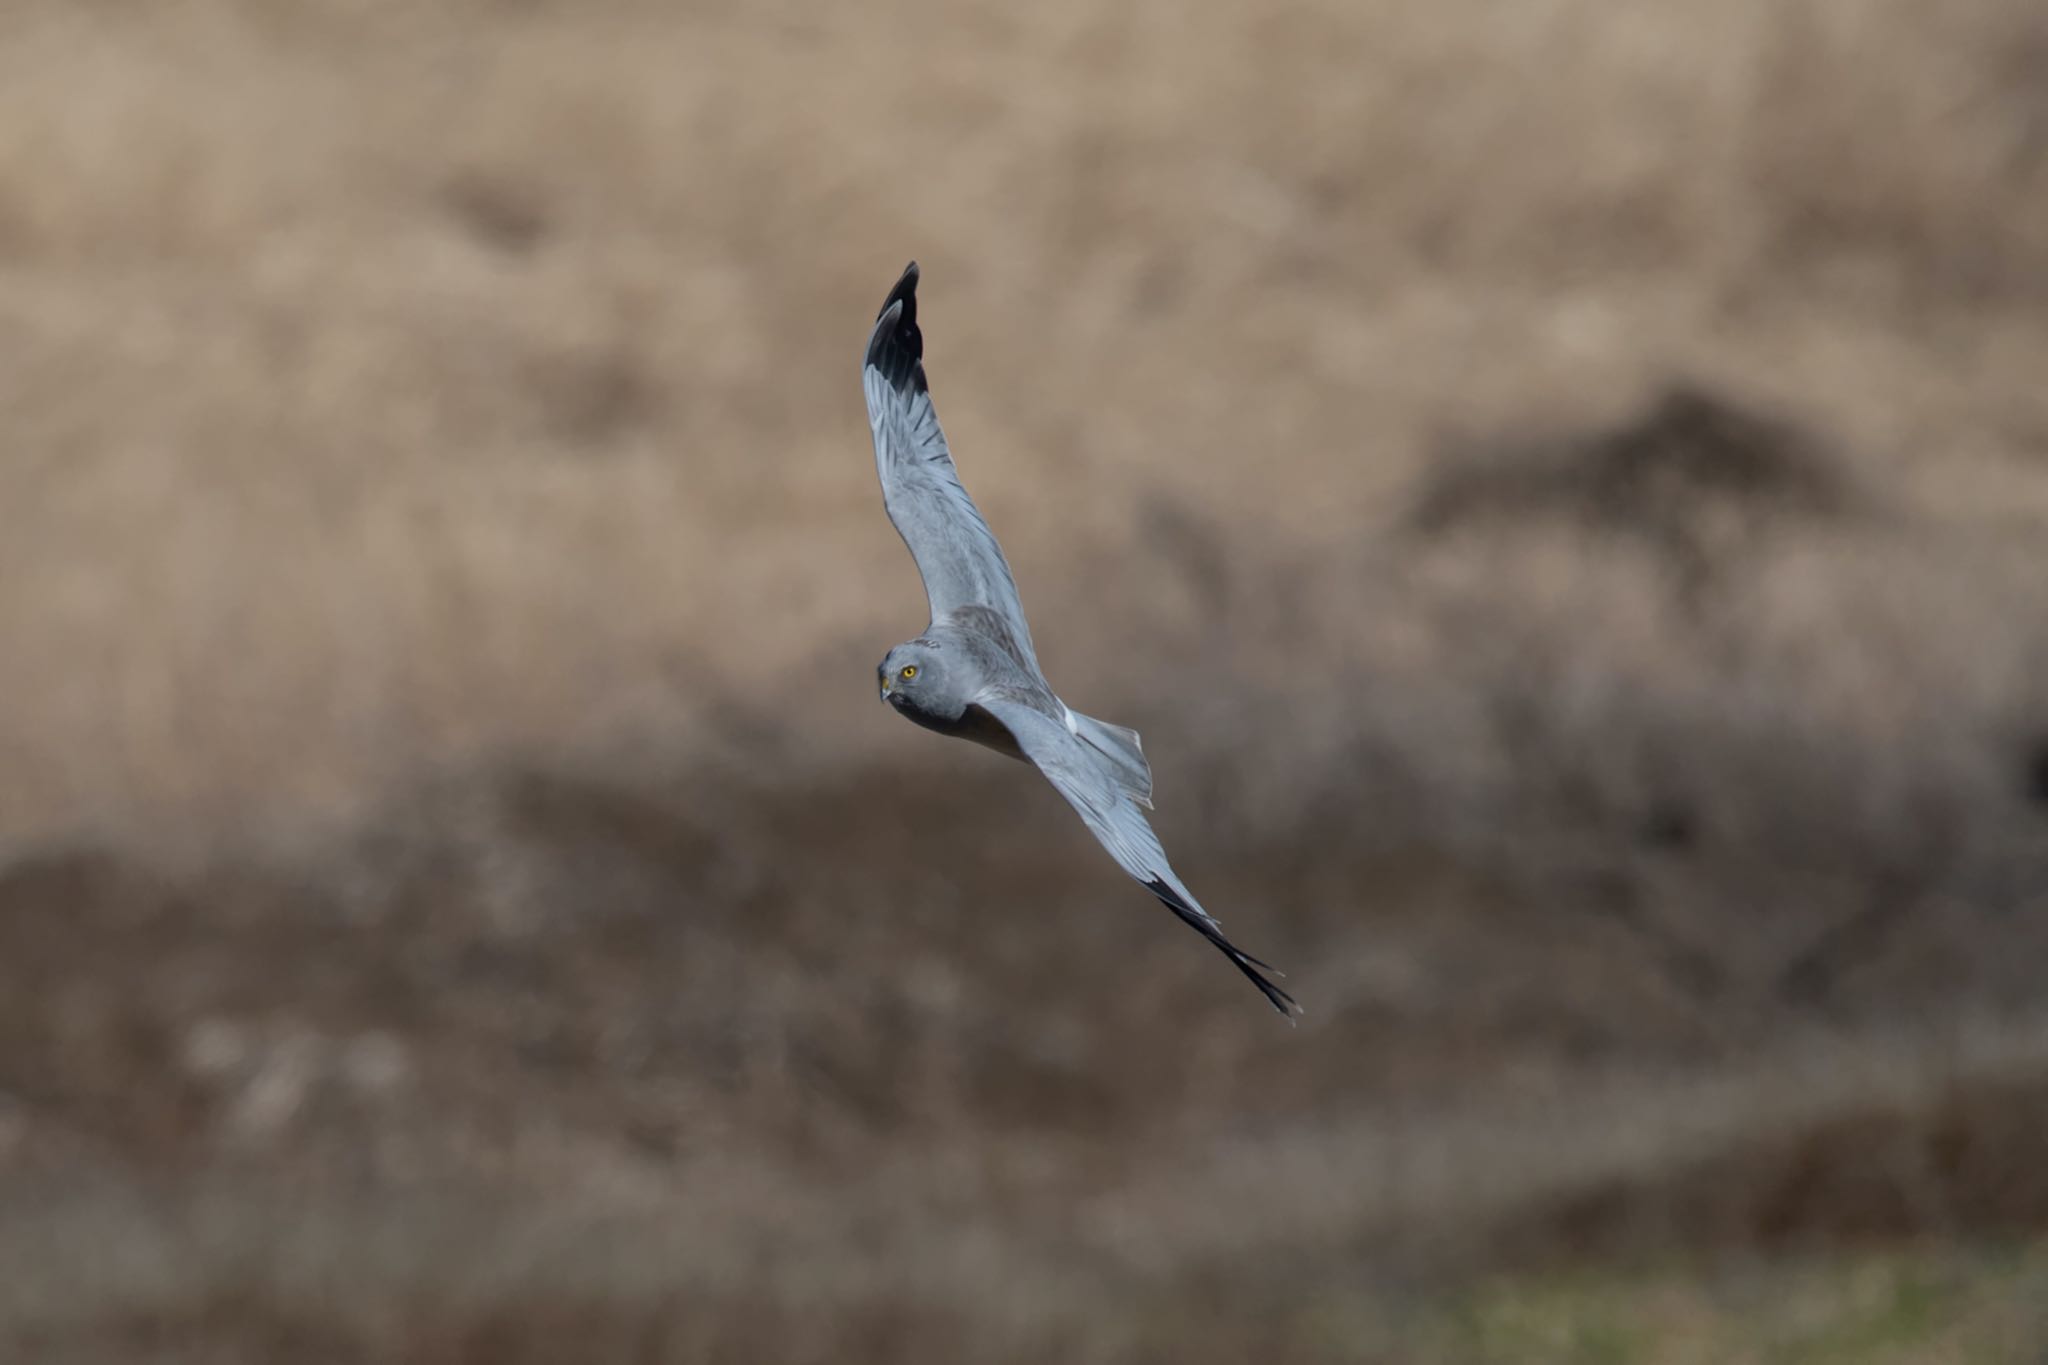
863 263 1041 674
977 695 1301 1016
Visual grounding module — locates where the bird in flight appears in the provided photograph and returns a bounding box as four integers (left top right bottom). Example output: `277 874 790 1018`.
862 262 1300 1016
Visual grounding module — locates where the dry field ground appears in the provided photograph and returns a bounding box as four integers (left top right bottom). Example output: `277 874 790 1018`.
3 1 2048 1360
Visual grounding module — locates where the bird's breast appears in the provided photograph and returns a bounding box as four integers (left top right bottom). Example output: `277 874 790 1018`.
889 695 1026 762
955 703 1028 761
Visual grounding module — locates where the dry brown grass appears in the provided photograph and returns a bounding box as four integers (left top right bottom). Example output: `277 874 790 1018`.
3 0 2048 1359
4 0 2047 843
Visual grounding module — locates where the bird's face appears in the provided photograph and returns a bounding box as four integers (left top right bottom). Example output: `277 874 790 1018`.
878 641 948 715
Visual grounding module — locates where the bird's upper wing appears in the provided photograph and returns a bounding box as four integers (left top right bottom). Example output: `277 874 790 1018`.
863 263 1040 674
976 695 1300 1016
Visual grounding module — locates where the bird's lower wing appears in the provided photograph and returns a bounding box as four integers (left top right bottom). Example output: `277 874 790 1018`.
977 696 1300 1016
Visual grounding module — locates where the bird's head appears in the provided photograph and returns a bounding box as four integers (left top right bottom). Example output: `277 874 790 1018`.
878 640 957 718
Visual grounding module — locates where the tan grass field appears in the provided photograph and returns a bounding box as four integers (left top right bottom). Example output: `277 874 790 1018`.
2 1 2047 1360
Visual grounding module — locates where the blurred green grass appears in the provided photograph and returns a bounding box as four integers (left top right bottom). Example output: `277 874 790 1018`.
1129 1245 2048 1365
1408 1249 2045 1365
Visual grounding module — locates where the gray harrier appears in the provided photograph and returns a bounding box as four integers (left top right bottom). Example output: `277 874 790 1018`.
862 262 1299 1016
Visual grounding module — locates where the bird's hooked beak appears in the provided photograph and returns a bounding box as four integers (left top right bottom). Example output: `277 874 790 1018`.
878 667 892 703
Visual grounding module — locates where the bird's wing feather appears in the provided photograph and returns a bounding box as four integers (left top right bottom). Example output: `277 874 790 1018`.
863 263 1040 674
977 695 1300 1016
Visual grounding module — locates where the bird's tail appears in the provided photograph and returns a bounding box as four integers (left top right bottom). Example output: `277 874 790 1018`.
1069 710 1154 808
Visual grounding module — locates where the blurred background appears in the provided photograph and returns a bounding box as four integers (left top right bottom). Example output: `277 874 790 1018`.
2 1 2047 1360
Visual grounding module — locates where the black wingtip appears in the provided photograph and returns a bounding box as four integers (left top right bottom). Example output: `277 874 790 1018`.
1143 878 1303 1020
880 261 919 321
865 261 926 394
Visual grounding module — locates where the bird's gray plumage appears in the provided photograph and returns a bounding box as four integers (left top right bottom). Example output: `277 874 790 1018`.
863 263 1042 676
864 262 1299 1016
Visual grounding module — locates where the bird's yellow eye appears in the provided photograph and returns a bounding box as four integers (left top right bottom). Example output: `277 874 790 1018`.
900 665 918 680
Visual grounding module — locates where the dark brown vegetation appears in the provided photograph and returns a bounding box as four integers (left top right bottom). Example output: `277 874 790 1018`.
3 1 2048 1360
